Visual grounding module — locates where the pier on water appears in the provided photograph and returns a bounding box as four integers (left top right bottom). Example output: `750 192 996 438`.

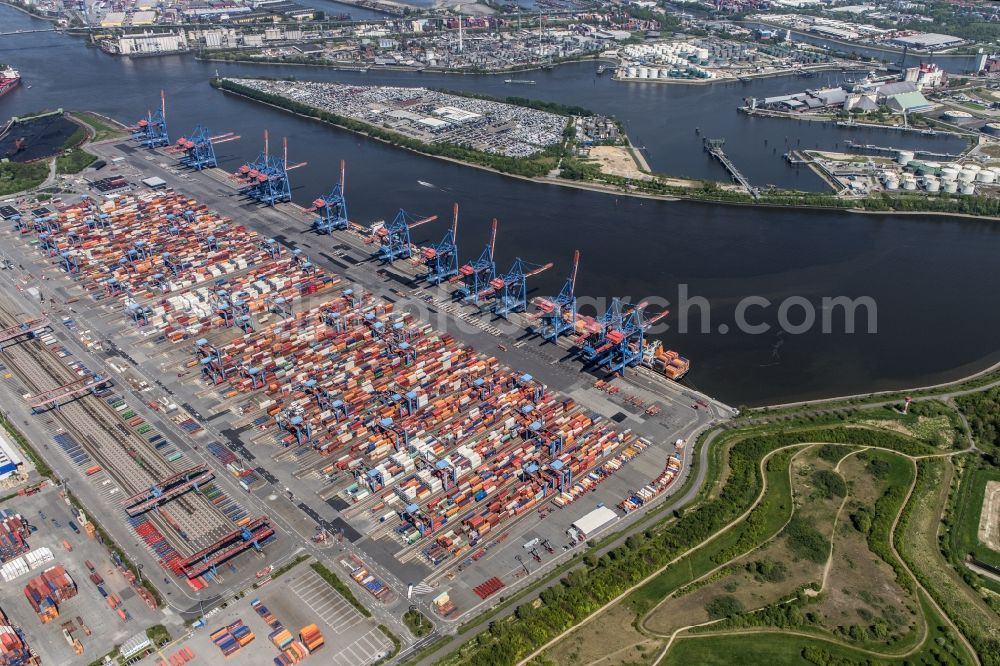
703 138 760 200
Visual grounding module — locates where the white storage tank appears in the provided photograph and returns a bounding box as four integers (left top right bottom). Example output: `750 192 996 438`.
884 176 899 190
902 177 918 191
959 169 976 183
943 180 958 193
976 169 996 184
897 150 914 165
924 176 940 192
940 167 959 180
942 109 974 121
627 66 638 78
961 182 976 195
965 164 982 172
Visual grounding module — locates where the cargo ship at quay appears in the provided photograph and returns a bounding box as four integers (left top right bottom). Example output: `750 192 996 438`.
0 96 724 663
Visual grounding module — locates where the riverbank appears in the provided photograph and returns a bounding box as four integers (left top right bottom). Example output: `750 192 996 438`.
215 79 1000 220
0 0 59 21
611 62 850 86
195 52 607 76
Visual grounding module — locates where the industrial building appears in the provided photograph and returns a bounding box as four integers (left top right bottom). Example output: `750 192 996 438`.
0 431 22 481
889 32 964 50
100 31 189 56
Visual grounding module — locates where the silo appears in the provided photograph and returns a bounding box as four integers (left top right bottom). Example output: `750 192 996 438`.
982 122 1000 136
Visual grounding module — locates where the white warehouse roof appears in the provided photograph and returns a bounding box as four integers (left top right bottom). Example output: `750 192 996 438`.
571 506 618 537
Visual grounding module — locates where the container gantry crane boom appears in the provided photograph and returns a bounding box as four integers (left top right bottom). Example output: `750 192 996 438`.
534 250 580 341
372 209 438 263
311 160 350 233
452 218 498 305
130 90 169 148
419 203 460 284
479 258 553 318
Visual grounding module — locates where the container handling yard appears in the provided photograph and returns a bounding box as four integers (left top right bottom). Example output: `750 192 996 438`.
0 92 731 660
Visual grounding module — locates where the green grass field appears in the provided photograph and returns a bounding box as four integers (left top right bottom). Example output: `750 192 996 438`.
56 148 96 174
0 161 48 196
70 111 127 142
665 593 972 666
628 448 796 616
949 464 1000 588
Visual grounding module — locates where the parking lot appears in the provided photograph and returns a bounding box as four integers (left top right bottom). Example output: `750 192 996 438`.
226 79 568 158
153 562 393 666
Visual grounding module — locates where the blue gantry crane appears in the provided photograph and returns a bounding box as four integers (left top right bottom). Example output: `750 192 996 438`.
371 209 438 263
234 131 306 206
581 299 669 375
130 90 170 148
451 218 498 305
170 125 240 170
478 257 553 319
419 203 460 284
534 250 580 342
310 160 350 234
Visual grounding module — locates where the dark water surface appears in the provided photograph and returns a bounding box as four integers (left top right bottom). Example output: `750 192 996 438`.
1 6 998 405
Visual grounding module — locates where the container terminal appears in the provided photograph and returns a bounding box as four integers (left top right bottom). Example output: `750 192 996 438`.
0 95 731 651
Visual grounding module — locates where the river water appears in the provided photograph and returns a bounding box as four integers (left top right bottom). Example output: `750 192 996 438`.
1 5 998 406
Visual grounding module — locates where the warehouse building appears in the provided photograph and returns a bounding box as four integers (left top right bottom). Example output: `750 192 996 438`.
569 506 618 540
0 430 22 480
889 33 963 50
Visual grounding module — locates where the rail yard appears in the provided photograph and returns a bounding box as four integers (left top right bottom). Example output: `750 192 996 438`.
0 96 730 664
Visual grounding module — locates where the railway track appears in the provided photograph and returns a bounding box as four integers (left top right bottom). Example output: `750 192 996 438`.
0 299 232 556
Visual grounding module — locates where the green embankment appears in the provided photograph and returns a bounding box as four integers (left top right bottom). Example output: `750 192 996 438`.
70 111 128 142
